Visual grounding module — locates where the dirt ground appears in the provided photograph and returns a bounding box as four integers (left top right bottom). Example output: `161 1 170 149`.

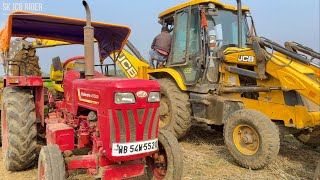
0 124 319 180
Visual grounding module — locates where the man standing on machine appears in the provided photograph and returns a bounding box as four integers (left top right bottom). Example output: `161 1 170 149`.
149 26 172 68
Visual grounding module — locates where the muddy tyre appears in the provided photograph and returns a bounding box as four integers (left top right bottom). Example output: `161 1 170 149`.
157 78 191 139
0 110 2 146
224 109 280 169
315 162 320 180
38 145 66 180
1 87 37 171
8 39 41 76
146 129 183 180
294 128 320 148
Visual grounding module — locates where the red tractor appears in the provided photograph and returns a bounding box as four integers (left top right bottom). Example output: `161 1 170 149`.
0 1 182 179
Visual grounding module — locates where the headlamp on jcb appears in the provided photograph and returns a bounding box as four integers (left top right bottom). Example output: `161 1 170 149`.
148 92 160 103
115 92 136 104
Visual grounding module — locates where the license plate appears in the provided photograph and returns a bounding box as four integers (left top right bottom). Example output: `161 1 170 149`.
112 139 158 157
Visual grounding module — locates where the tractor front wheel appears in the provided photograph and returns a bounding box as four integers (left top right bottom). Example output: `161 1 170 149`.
157 78 191 139
38 145 66 180
224 109 280 169
1 87 37 171
146 129 183 180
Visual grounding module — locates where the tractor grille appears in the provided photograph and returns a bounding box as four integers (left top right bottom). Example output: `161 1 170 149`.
109 108 159 146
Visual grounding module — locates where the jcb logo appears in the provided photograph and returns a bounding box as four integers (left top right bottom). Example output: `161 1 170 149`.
238 56 255 63
118 53 138 78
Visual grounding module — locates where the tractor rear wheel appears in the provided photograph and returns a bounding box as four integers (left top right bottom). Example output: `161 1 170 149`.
157 78 191 139
1 87 37 171
224 109 280 169
146 129 183 180
294 128 320 148
0 111 2 146
38 145 66 180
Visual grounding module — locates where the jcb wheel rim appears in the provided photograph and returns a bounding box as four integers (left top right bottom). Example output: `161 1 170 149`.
233 124 260 156
159 95 170 128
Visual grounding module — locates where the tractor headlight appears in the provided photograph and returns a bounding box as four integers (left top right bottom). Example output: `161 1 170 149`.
148 92 160 103
115 92 136 104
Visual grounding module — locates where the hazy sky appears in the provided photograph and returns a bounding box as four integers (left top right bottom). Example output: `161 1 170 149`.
0 0 319 73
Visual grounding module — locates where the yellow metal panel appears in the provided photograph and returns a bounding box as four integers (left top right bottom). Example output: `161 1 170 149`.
32 39 70 48
53 84 64 92
111 50 150 79
241 98 320 128
256 76 285 105
159 0 249 18
265 55 320 105
220 63 241 86
148 68 188 91
49 65 63 82
224 48 257 65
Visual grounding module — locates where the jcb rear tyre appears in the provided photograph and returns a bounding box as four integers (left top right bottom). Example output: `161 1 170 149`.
1 87 37 171
38 145 66 180
224 109 280 169
294 128 320 148
146 129 183 180
157 78 191 139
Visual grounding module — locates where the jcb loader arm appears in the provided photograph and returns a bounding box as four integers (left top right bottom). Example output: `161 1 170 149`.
253 37 320 106
285 41 320 79
265 54 320 106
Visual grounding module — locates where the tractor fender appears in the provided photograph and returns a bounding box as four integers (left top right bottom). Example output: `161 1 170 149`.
148 68 187 91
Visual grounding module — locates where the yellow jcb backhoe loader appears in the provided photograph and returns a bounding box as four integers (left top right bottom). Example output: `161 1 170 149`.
112 0 320 169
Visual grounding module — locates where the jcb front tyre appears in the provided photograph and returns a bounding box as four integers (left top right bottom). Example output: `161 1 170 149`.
157 78 191 139
224 109 280 169
146 129 183 180
1 87 37 171
38 145 66 180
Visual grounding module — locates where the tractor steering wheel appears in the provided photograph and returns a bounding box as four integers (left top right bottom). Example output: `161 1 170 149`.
63 56 85 68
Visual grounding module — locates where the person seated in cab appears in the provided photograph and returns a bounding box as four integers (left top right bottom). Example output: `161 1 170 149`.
149 26 172 68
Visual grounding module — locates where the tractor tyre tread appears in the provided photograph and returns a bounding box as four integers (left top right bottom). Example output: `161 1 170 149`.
157 78 191 139
146 129 183 180
2 87 37 171
38 145 65 180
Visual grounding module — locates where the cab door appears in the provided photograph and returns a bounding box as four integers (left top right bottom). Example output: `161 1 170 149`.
167 6 202 85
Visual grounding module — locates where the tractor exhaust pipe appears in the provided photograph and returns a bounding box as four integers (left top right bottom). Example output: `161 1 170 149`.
237 0 242 48
82 0 95 79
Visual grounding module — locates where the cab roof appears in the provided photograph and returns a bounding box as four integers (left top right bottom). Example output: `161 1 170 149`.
159 0 249 18
0 11 131 60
